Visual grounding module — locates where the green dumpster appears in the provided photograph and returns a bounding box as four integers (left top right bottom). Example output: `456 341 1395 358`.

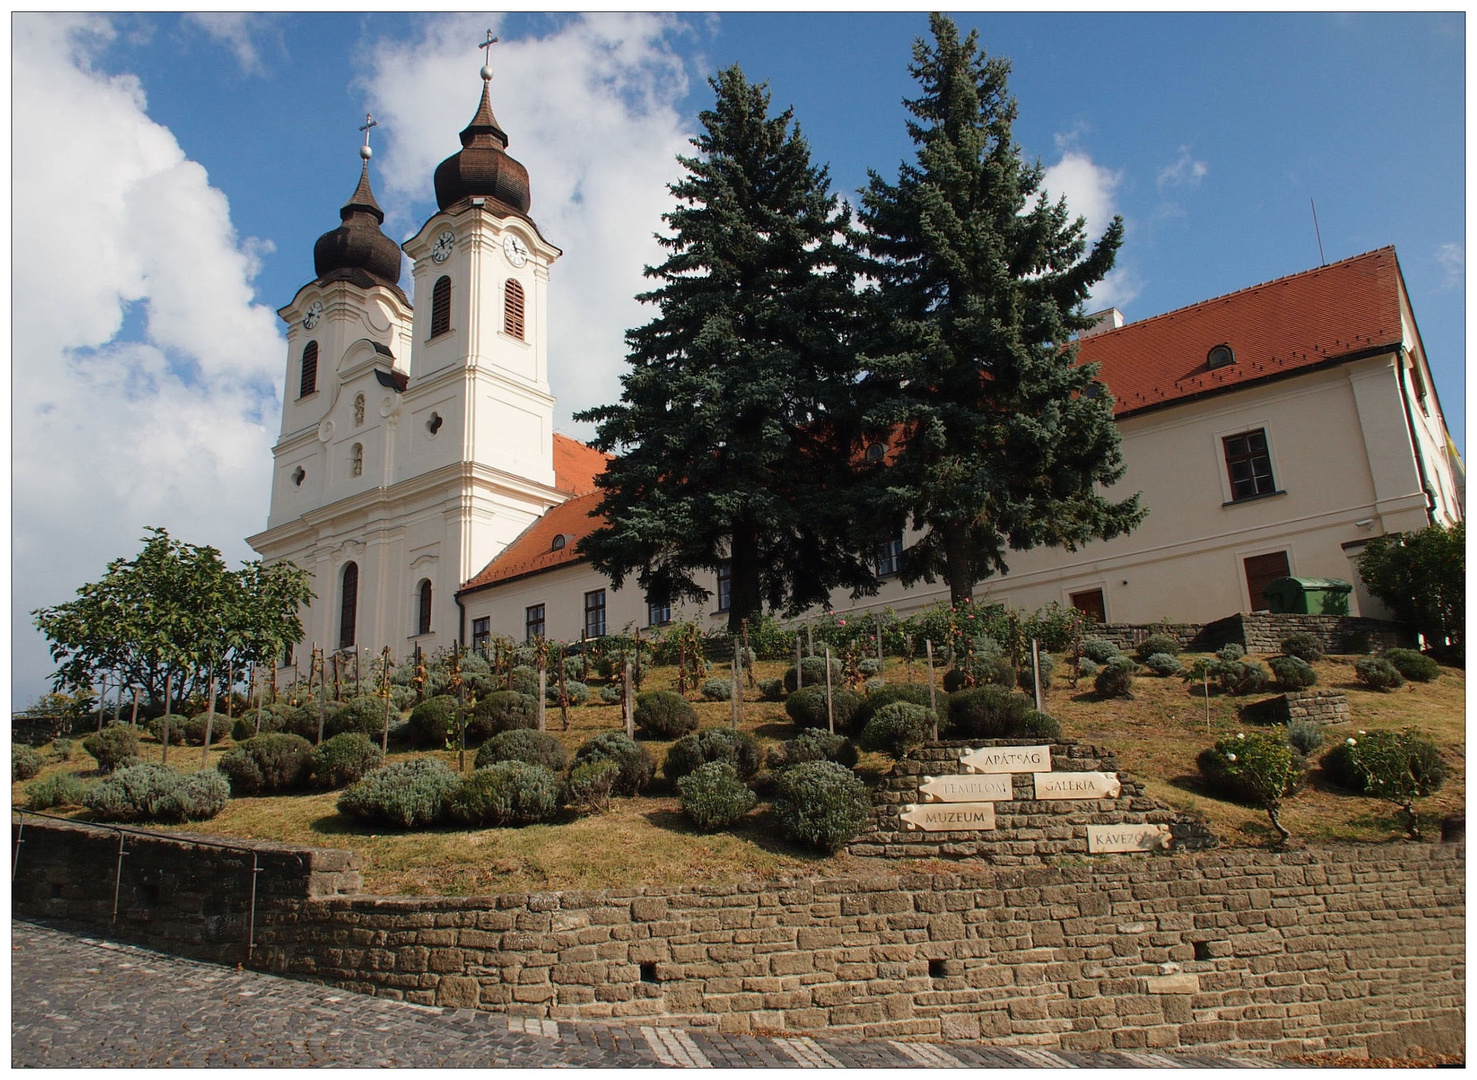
1263 577 1352 615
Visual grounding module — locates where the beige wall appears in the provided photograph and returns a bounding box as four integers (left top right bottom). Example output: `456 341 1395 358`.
462 351 1461 645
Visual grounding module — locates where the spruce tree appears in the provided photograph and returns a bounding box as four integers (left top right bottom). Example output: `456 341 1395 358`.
575 66 872 631
857 14 1144 605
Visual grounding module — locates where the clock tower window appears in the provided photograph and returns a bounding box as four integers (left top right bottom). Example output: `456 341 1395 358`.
430 276 452 338
299 341 319 397
504 279 525 339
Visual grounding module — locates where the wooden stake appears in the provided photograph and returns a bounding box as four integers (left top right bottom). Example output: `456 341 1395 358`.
96 674 106 733
730 643 740 730
315 648 327 745
875 612 885 673
824 646 835 736
380 649 393 754
161 672 173 765
129 687 140 728
795 637 804 691
537 666 547 733
226 661 234 720
806 623 814 658
201 673 217 768
624 661 634 740
925 640 937 739
1030 638 1043 712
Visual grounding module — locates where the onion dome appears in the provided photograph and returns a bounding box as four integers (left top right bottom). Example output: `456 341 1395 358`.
313 160 403 286
432 74 531 215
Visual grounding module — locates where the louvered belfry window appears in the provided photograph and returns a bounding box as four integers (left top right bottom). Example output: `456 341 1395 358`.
504 279 525 339
430 276 452 337
299 341 318 397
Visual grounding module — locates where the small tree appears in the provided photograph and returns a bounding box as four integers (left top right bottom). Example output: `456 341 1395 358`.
1345 728 1447 840
1198 731 1301 847
1357 521 1463 648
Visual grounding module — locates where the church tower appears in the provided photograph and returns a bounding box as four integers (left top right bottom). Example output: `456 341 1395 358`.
249 52 570 666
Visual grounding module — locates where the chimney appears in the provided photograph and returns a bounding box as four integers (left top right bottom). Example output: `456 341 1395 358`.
1080 308 1125 339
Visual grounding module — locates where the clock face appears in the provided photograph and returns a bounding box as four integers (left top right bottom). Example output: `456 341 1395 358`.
503 233 530 268
431 230 455 263
302 301 322 330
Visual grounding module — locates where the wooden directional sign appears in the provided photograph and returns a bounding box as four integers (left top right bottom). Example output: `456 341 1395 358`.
919 773 1013 802
899 802 997 832
959 745 1051 774
1032 771 1121 800
1087 823 1171 853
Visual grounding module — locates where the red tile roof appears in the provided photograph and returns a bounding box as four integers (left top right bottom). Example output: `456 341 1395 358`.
461 489 606 591
1077 247 1404 417
462 249 1407 592
553 432 609 495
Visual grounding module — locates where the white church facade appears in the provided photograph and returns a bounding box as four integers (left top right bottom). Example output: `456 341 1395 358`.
250 69 1463 664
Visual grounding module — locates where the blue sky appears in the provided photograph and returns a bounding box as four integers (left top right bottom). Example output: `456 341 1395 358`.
11 12 1465 707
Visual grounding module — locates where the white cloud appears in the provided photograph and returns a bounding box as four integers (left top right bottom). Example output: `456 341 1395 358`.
361 13 695 435
1436 242 1463 289
181 12 275 76
1157 147 1208 190
12 13 284 707
1039 149 1130 311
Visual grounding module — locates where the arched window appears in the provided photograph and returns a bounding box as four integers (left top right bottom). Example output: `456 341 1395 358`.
339 562 358 649
353 393 365 426
350 443 363 477
417 579 433 636
430 276 452 337
299 341 318 397
504 279 525 339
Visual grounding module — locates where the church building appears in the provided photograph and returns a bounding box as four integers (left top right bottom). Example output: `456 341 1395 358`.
250 64 1463 664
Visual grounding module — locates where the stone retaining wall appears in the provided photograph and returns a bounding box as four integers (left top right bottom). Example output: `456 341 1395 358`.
853 740 1216 861
10 818 1463 1061
1241 692 1351 728
1087 614 1412 656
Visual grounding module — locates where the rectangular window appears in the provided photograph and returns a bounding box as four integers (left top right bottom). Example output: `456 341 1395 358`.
1069 589 1106 625
525 604 545 643
1223 429 1277 501
647 600 671 627
875 532 904 578
716 561 733 613
1243 551 1291 613
584 590 606 639
471 617 490 656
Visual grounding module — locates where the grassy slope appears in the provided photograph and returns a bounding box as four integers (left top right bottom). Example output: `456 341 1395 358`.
13 651 1464 894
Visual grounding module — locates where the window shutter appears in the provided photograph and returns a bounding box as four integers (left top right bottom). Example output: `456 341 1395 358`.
299 341 318 397
430 276 452 337
504 279 525 339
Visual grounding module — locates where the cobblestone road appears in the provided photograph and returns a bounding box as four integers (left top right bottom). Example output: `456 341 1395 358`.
13 921 1278 1068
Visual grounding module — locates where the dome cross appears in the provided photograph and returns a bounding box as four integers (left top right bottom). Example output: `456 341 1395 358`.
479 29 499 80
358 113 377 161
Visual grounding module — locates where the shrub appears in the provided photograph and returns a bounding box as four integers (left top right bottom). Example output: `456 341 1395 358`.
662 727 762 782
758 677 785 702
451 762 561 827
765 729 859 771
565 759 621 814
1016 651 1057 696
179 713 225 746
852 683 935 730
1080 638 1121 664
1216 643 1246 662
146 714 193 746
232 710 286 741
771 761 871 853
547 680 590 706
944 637 1016 689
1094 656 1136 699
783 686 863 732
1268 656 1318 691
1197 731 1301 845
467 692 537 742
1143 653 1182 677
509 665 541 698
84 763 229 823
947 685 1031 738
1076 658 1100 678
859 702 937 759
1216 660 1271 696
858 658 881 678
1019 709 1063 740
218 734 314 795
571 733 654 796
677 762 757 831
406 695 459 748
1381 648 1441 683
783 655 843 693
52 738 74 761
1354 657 1404 691
1135 634 1181 662
310 733 384 789
326 696 388 740
599 684 622 705
337 758 459 828
634 691 699 739
1325 728 1447 839
475 729 568 773
700 677 733 702
25 771 89 810
83 725 140 772
13 745 42 781
1285 720 1325 756
1280 632 1324 663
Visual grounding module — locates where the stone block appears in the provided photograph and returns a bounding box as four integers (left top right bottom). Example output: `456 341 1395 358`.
434 975 479 1008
